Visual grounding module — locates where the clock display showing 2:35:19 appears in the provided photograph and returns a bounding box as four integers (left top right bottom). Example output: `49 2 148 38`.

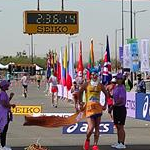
27 13 78 24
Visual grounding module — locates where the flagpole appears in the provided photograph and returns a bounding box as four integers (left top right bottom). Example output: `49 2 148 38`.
130 0 134 83
122 0 124 47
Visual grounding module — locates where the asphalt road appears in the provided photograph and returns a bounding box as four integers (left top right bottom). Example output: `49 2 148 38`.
5 81 150 150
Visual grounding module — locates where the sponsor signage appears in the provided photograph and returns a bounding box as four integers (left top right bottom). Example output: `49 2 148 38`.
23 10 79 34
126 92 136 118
136 94 150 121
62 122 114 134
32 113 73 117
11 105 42 115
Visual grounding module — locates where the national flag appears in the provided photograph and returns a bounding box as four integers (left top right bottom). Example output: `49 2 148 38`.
90 39 95 68
86 39 95 80
46 52 51 78
66 43 74 90
77 41 84 75
68 43 74 79
62 46 67 86
102 35 112 85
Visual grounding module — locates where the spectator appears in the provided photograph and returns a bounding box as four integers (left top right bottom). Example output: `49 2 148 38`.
123 73 133 92
0 80 16 150
136 73 146 93
111 73 127 149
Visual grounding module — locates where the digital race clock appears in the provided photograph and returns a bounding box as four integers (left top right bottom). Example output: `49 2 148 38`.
23 10 79 34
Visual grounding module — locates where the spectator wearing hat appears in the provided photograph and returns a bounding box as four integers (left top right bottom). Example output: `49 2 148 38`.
0 80 16 150
111 73 127 149
136 73 146 93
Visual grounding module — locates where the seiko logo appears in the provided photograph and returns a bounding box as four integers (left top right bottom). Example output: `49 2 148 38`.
142 95 150 118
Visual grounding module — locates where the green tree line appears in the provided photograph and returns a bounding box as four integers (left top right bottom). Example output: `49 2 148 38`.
0 56 47 70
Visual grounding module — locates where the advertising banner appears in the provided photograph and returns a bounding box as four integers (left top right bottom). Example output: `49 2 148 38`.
62 122 114 134
11 105 42 115
130 41 139 72
136 93 150 121
123 44 131 69
126 92 136 118
140 39 150 72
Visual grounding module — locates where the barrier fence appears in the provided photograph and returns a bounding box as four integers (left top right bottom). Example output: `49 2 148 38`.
54 84 150 122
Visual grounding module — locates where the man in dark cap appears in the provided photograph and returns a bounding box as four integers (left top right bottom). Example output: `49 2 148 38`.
136 73 146 93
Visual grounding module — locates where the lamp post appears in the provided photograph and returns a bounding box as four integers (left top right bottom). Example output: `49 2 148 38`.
124 9 147 38
98 43 104 61
121 0 124 48
34 44 37 58
115 29 122 72
37 0 40 10
62 0 64 11
30 34 34 64
26 44 30 58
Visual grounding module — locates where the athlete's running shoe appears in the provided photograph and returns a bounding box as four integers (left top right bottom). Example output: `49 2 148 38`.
92 145 99 150
83 140 90 150
115 143 126 149
111 142 119 148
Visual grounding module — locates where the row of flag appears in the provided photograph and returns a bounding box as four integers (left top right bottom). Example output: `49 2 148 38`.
46 35 112 90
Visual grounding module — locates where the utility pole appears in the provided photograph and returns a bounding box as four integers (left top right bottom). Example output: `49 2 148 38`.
62 0 64 11
31 34 34 64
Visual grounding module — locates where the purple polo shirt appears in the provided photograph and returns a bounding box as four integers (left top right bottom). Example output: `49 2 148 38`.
0 91 9 131
113 84 126 106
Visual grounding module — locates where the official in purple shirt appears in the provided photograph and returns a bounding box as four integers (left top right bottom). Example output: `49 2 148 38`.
111 73 127 149
0 80 16 150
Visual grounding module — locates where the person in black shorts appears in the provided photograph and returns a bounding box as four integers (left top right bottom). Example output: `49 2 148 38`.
21 73 28 98
111 73 127 149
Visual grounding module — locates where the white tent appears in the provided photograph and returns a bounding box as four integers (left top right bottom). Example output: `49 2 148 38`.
0 63 8 69
2 62 15 69
35 64 43 71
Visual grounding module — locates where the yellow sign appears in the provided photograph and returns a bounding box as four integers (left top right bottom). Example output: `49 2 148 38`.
23 10 79 34
11 105 42 115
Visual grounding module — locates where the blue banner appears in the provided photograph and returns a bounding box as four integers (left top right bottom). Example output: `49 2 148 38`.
136 93 150 121
62 122 114 134
130 42 139 72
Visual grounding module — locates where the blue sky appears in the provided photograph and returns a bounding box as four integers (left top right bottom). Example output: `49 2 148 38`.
0 0 150 62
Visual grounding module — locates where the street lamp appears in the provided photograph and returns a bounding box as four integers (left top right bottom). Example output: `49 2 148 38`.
98 42 104 60
34 44 37 58
124 9 147 38
26 44 30 58
30 34 34 64
115 28 122 72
